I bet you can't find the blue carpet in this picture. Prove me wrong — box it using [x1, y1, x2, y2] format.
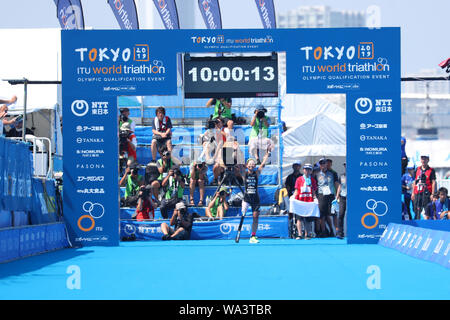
[0, 239, 448, 300]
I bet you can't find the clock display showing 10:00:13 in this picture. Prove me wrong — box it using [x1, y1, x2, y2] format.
[187, 66, 276, 83]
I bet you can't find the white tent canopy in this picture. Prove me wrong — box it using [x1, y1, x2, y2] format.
[281, 112, 346, 181]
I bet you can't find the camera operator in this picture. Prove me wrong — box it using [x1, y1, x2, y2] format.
[411, 154, 436, 220]
[160, 165, 186, 219]
[160, 202, 193, 241]
[119, 166, 144, 207]
[206, 97, 232, 124]
[189, 159, 208, 206]
[249, 104, 274, 165]
[119, 107, 135, 133]
[119, 122, 138, 167]
[151, 106, 173, 162]
[151, 149, 176, 199]
[134, 184, 158, 221]
[206, 187, 230, 220]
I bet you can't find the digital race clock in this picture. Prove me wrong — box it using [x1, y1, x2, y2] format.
[183, 53, 278, 98]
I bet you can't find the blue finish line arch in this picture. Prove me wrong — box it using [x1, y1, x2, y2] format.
[62, 28, 401, 246]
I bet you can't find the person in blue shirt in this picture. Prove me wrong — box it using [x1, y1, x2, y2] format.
[435, 188, 450, 220]
[401, 165, 415, 220]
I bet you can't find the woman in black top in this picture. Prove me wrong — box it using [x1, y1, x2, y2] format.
[241, 152, 269, 244]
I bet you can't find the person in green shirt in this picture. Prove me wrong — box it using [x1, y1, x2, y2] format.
[119, 166, 144, 207]
[160, 166, 185, 219]
[249, 105, 273, 165]
[206, 187, 230, 220]
[206, 98, 232, 124]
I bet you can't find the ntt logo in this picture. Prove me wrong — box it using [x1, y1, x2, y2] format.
[71, 100, 89, 117]
[355, 97, 373, 114]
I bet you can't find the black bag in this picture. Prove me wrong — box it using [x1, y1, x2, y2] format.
[145, 163, 159, 184]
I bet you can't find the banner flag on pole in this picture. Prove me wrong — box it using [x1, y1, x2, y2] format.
[254, 0, 276, 29]
[152, 0, 183, 86]
[197, 0, 222, 29]
[107, 0, 140, 30]
[55, 0, 85, 30]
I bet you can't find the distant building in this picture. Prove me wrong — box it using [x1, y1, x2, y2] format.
[276, 5, 366, 80]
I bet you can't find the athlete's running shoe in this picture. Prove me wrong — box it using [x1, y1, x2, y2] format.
[249, 236, 260, 244]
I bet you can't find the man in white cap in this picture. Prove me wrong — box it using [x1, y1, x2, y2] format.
[160, 201, 193, 240]
[411, 153, 436, 220]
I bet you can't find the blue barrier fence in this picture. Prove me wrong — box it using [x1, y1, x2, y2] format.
[0, 222, 69, 263]
[379, 223, 449, 269]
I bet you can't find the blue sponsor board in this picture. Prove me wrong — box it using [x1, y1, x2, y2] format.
[120, 215, 289, 241]
[378, 223, 449, 269]
[62, 28, 400, 246]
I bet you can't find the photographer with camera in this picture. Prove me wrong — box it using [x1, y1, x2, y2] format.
[119, 121, 138, 168]
[151, 106, 173, 162]
[134, 184, 158, 221]
[249, 104, 274, 165]
[160, 202, 193, 241]
[119, 166, 144, 207]
[119, 108, 135, 132]
[206, 187, 230, 220]
[151, 149, 176, 199]
[411, 153, 436, 220]
[206, 97, 232, 124]
[189, 159, 208, 206]
[160, 165, 186, 219]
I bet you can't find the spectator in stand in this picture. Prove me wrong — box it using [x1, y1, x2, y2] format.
[205, 187, 230, 220]
[401, 164, 415, 220]
[119, 122, 138, 167]
[314, 158, 340, 237]
[134, 185, 158, 221]
[119, 166, 144, 207]
[151, 149, 176, 199]
[4, 117, 34, 138]
[161, 202, 194, 241]
[248, 105, 274, 165]
[223, 119, 235, 142]
[335, 163, 347, 239]
[119, 107, 136, 132]
[189, 158, 208, 206]
[292, 163, 317, 239]
[401, 136, 408, 176]
[285, 162, 302, 198]
[200, 117, 226, 166]
[411, 153, 436, 220]
[0, 105, 19, 136]
[151, 106, 173, 162]
[210, 118, 227, 184]
[206, 97, 232, 124]
[160, 165, 185, 219]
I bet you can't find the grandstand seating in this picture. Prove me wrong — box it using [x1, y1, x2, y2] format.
[119, 95, 283, 222]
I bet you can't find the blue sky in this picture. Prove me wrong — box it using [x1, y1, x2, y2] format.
[0, 0, 449, 75]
